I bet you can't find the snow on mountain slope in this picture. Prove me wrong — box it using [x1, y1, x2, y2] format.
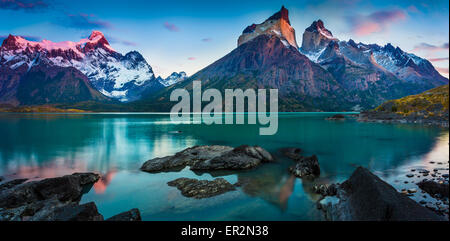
[0, 31, 159, 102]
[299, 20, 448, 88]
[157, 71, 187, 87]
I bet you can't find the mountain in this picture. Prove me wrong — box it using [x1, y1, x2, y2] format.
[0, 31, 163, 103]
[360, 84, 449, 126]
[156, 71, 187, 87]
[0, 34, 112, 106]
[299, 20, 448, 108]
[143, 6, 353, 111]
[144, 6, 448, 112]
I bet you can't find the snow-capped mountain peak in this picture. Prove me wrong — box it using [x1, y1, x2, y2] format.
[157, 71, 187, 87]
[0, 31, 160, 102]
[298, 19, 448, 90]
[1, 31, 115, 58]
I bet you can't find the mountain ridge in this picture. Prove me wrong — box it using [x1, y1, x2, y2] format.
[0, 7, 448, 112]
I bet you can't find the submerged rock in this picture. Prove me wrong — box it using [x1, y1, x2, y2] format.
[289, 155, 320, 178]
[167, 177, 236, 199]
[317, 167, 443, 221]
[325, 114, 345, 120]
[417, 180, 449, 199]
[279, 147, 303, 160]
[106, 208, 141, 221]
[141, 145, 274, 173]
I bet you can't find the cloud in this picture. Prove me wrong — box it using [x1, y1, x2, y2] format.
[121, 40, 137, 46]
[65, 13, 112, 30]
[0, 0, 47, 11]
[187, 57, 196, 60]
[163, 22, 180, 32]
[201, 38, 212, 42]
[347, 9, 406, 36]
[428, 57, 449, 62]
[107, 35, 137, 47]
[412, 42, 449, 53]
[436, 67, 449, 74]
[407, 5, 419, 13]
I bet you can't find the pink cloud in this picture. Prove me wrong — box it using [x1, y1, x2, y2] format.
[201, 38, 212, 42]
[412, 43, 449, 53]
[66, 13, 112, 29]
[348, 10, 406, 36]
[428, 57, 449, 62]
[187, 57, 196, 60]
[354, 22, 381, 36]
[407, 5, 419, 13]
[163, 22, 180, 32]
[121, 40, 137, 46]
[0, 0, 47, 11]
[436, 67, 449, 75]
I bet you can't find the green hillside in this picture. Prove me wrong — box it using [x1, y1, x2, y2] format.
[375, 84, 448, 119]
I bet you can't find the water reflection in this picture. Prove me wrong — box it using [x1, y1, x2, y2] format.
[0, 113, 447, 220]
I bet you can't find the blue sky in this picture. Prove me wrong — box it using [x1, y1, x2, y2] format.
[1, 0, 448, 78]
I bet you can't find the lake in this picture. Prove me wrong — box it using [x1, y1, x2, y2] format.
[0, 113, 448, 220]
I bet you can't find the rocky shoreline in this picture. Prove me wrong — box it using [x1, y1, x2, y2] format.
[316, 167, 446, 221]
[358, 111, 449, 128]
[0, 173, 141, 221]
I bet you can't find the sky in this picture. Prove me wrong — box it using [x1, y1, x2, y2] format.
[0, 0, 449, 78]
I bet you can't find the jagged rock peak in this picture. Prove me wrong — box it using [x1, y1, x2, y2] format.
[305, 19, 332, 36]
[88, 30, 105, 40]
[237, 6, 298, 48]
[266, 5, 290, 25]
[301, 19, 337, 53]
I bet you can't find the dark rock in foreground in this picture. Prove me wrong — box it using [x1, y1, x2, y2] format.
[33, 201, 104, 221]
[0, 173, 100, 210]
[417, 180, 449, 199]
[141, 145, 274, 173]
[167, 177, 236, 199]
[318, 167, 443, 221]
[289, 155, 320, 178]
[106, 208, 142, 221]
[0, 173, 141, 221]
[325, 114, 345, 120]
[0, 178, 28, 192]
[313, 183, 338, 196]
[280, 147, 320, 178]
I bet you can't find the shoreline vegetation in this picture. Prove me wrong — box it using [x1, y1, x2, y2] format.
[0, 105, 90, 113]
[0, 84, 448, 129]
[358, 84, 449, 128]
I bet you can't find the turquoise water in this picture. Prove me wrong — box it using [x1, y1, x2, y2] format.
[0, 113, 448, 220]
